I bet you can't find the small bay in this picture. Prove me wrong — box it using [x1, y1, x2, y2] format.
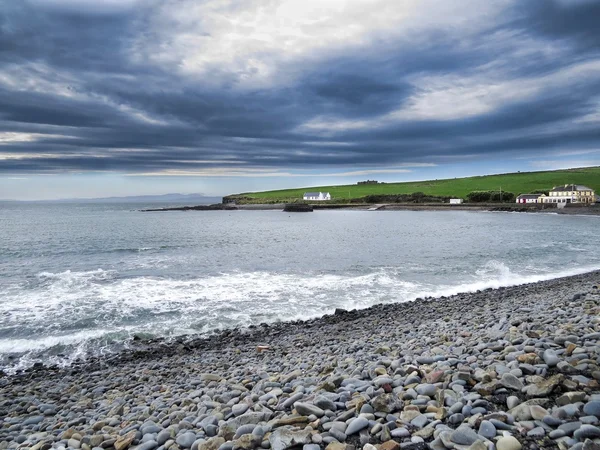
[1, 202, 599, 372]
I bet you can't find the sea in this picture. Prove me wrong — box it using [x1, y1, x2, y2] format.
[1, 202, 599, 373]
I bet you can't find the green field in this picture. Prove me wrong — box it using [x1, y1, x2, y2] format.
[226, 167, 600, 203]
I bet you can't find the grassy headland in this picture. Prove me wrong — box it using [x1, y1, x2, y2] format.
[224, 166, 600, 204]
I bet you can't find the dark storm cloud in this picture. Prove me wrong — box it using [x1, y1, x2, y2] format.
[0, 0, 599, 174]
[516, 0, 600, 51]
[0, 1, 136, 72]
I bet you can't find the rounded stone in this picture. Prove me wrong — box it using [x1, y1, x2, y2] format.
[527, 427, 545, 438]
[543, 416, 563, 427]
[360, 404, 374, 415]
[157, 430, 172, 446]
[304, 445, 320, 450]
[500, 373, 524, 391]
[542, 349, 560, 367]
[314, 396, 336, 411]
[529, 405, 548, 421]
[235, 425, 256, 439]
[449, 413, 465, 425]
[416, 384, 437, 397]
[450, 427, 479, 445]
[478, 420, 496, 439]
[549, 430, 566, 439]
[506, 396, 520, 410]
[328, 427, 346, 442]
[176, 432, 197, 448]
[294, 403, 325, 418]
[410, 415, 428, 429]
[496, 436, 522, 450]
[573, 425, 600, 441]
[449, 402, 464, 414]
[232, 404, 250, 417]
[583, 402, 600, 418]
[391, 428, 409, 438]
[345, 417, 369, 436]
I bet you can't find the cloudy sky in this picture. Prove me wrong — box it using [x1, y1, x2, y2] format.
[1, 0, 599, 200]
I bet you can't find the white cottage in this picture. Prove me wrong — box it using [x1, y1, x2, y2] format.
[303, 192, 331, 201]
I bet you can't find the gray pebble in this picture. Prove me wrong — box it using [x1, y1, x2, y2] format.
[574, 425, 600, 441]
[478, 420, 496, 439]
[345, 417, 369, 435]
[583, 402, 600, 418]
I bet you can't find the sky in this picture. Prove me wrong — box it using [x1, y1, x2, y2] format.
[1, 0, 599, 200]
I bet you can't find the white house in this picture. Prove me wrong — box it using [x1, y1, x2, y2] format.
[303, 192, 331, 201]
[538, 184, 596, 204]
[516, 194, 542, 204]
[449, 199, 463, 204]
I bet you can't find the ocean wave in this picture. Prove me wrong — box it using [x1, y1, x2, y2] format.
[105, 245, 181, 254]
[2, 263, 600, 373]
[37, 268, 116, 280]
[418, 262, 600, 299]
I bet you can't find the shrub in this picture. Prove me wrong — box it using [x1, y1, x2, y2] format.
[467, 191, 515, 202]
[359, 193, 450, 203]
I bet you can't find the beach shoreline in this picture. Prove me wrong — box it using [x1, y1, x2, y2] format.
[2, 270, 600, 450]
[143, 203, 600, 215]
[253, 203, 600, 215]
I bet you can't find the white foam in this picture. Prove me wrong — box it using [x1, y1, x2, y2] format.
[2, 262, 600, 372]
[416, 262, 600, 299]
[0, 329, 112, 353]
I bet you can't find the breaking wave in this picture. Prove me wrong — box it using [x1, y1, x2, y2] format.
[2, 261, 599, 373]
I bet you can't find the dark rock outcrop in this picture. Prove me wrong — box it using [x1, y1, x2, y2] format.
[283, 204, 313, 212]
[141, 204, 237, 212]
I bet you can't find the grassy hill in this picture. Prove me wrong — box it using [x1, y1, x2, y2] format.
[225, 167, 600, 203]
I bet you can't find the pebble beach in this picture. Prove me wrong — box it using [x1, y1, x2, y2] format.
[2, 271, 600, 450]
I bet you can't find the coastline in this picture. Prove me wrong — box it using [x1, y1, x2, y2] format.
[2, 270, 600, 450]
[143, 203, 600, 215]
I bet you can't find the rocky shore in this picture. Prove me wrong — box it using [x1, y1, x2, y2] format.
[140, 205, 237, 212]
[2, 272, 600, 450]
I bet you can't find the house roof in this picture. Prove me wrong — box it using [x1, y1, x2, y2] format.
[517, 194, 542, 199]
[304, 192, 322, 196]
[551, 184, 593, 192]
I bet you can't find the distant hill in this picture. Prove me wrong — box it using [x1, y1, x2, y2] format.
[10, 193, 222, 204]
[224, 167, 600, 204]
